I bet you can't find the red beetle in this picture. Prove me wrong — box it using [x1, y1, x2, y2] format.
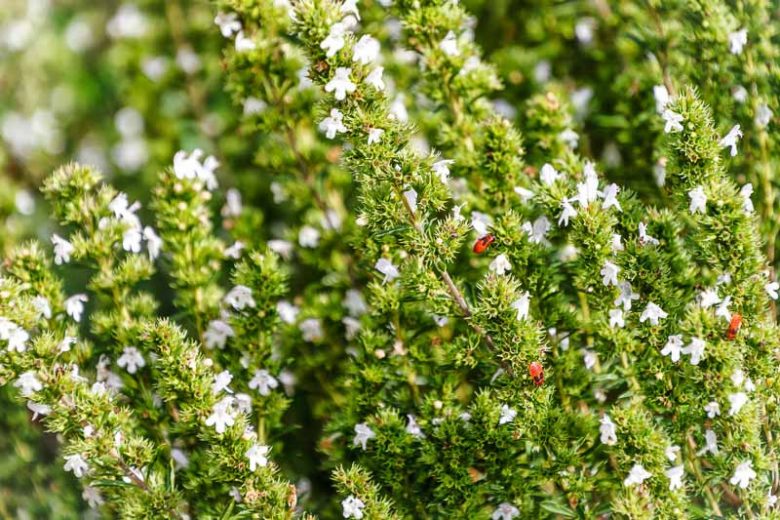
[528, 361, 544, 387]
[472, 234, 495, 254]
[727, 313, 742, 341]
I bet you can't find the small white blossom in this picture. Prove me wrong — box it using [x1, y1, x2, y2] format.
[699, 288, 721, 308]
[662, 109, 684, 133]
[206, 396, 237, 434]
[225, 241, 245, 259]
[14, 371, 43, 397]
[224, 285, 256, 310]
[249, 370, 279, 396]
[212, 370, 234, 395]
[298, 225, 321, 248]
[514, 186, 535, 203]
[719, 124, 743, 157]
[235, 30, 256, 52]
[529, 216, 551, 244]
[730, 460, 757, 489]
[583, 349, 598, 370]
[342, 495, 366, 519]
[601, 183, 622, 211]
[439, 30, 459, 56]
[559, 129, 579, 148]
[172, 149, 219, 190]
[499, 404, 517, 425]
[511, 292, 530, 321]
[653, 85, 670, 114]
[682, 337, 706, 365]
[729, 28, 748, 55]
[611, 233, 624, 252]
[639, 302, 668, 326]
[491, 503, 520, 520]
[246, 443, 270, 471]
[205, 320, 234, 349]
[765, 281, 779, 300]
[599, 414, 617, 445]
[52, 234, 74, 265]
[143, 226, 162, 260]
[600, 261, 620, 287]
[638, 222, 659, 246]
[624, 464, 652, 487]
[704, 401, 721, 419]
[539, 163, 559, 185]
[214, 12, 241, 38]
[27, 401, 52, 420]
[731, 369, 745, 387]
[615, 281, 640, 310]
[268, 239, 294, 259]
[728, 392, 749, 416]
[353, 422, 375, 450]
[716, 295, 732, 321]
[739, 183, 754, 213]
[353, 35, 380, 64]
[64, 454, 89, 478]
[489, 254, 512, 276]
[698, 429, 719, 456]
[661, 335, 684, 363]
[609, 308, 625, 328]
[320, 21, 348, 57]
[375, 258, 400, 283]
[300, 318, 324, 342]
[343, 289, 368, 316]
[666, 465, 684, 491]
[665, 445, 681, 462]
[319, 108, 348, 139]
[403, 188, 418, 213]
[365, 66, 385, 91]
[65, 294, 88, 322]
[576, 162, 602, 207]
[117, 346, 145, 374]
[367, 128, 384, 145]
[406, 414, 425, 438]
[755, 104, 773, 128]
[432, 159, 454, 183]
[325, 67, 356, 101]
[82, 486, 104, 508]
[688, 186, 707, 214]
[558, 198, 577, 227]
[123, 227, 142, 253]
[277, 301, 300, 324]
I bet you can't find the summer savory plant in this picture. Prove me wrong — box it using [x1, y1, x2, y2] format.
[1, 0, 779, 519]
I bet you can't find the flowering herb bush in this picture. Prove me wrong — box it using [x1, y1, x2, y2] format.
[1, 0, 779, 518]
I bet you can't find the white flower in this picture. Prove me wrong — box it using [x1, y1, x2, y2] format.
[389, 94, 408, 122]
[82, 486, 104, 508]
[665, 445, 680, 462]
[491, 502, 520, 520]
[245, 443, 270, 471]
[738, 183, 754, 214]
[688, 186, 707, 214]
[268, 239, 294, 259]
[728, 392, 749, 416]
[716, 295, 732, 321]
[14, 371, 43, 397]
[353, 35, 380, 64]
[205, 396, 237, 434]
[64, 454, 89, 478]
[499, 404, 517, 425]
[730, 460, 757, 489]
[599, 414, 617, 445]
[666, 465, 684, 491]
[214, 12, 241, 38]
[172, 149, 219, 189]
[601, 183, 622, 211]
[765, 281, 779, 300]
[576, 162, 602, 207]
[123, 227, 143, 253]
[583, 349, 598, 370]
[353, 422, 375, 450]
[731, 369, 745, 387]
[375, 258, 400, 283]
[514, 186, 535, 203]
[539, 163, 559, 185]
[341, 0, 360, 18]
[432, 159, 454, 183]
[224, 285, 256, 310]
[559, 129, 579, 148]
[653, 160, 667, 187]
[299, 225, 321, 248]
[609, 308, 625, 328]
[661, 335, 684, 363]
[277, 301, 300, 324]
[600, 261, 620, 287]
[365, 66, 385, 91]
[343, 289, 368, 317]
[699, 288, 721, 308]
[325, 67, 356, 101]
[143, 226, 162, 260]
[624, 464, 652, 487]
[249, 370, 279, 396]
[615, 281, 639, 310]
[212, 370, 234, 395]
[52, 234, 74, 265]
[225, 241, 245, 259]
[27, 401, 52, 420]
[653, 85, 670, 114]
[222, 188, 243, 218]
[638, 222, 659, 246]
[558, 198, 577, 227]
[319, 108, 348, 139]
[682, 337, 706, 365]
[729, 28, 748, 55]
[704, 401, 721, 419]
[662, 109, 684, 133]
[235, 31, 255, 52]
[639, 302, 668, 326]
[406, 414, 424, 438]
[719, 124, 743, 157]
[342, 495, 366, 519]
[204, 320, 235, 349]
[511, 292, 530, 321]
[65, 294, 88, 322]
[439, 30, 459, 56]
[320, 21, 348, 57]
[489, 254, 512, 276]
[117, 346, 145, 374]
[403, 188, 418, 213]
[698, 429, 719, 456]
[611, 233, 624, 252]
[755, 104, 773, 128]
[529, 216, 551, 244]
[300, 318, 324, 342]
[367, 128, 384, 144]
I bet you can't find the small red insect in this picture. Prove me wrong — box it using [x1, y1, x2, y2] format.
[528, 361, 544, 387]
[472, 234, 496, 254]
[727, 313, 743, 341]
